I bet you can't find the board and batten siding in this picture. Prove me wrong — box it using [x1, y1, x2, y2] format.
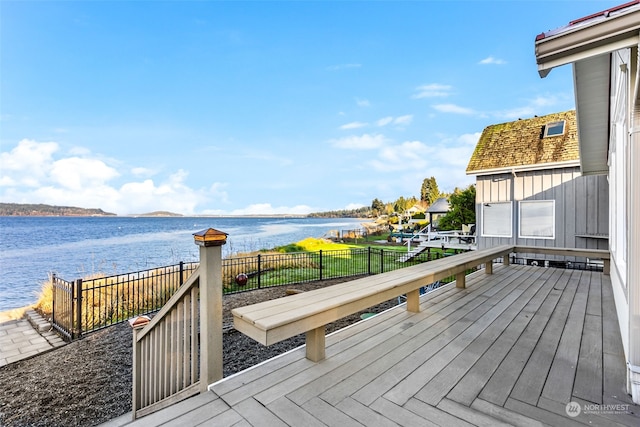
[475, 167, 608, 256]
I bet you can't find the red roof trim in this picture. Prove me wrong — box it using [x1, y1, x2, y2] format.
[569, 0, 639, 26]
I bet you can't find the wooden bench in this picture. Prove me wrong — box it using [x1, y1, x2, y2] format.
[232, 245, 514, 362]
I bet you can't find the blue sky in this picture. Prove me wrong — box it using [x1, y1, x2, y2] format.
[0, 0, 619, 216]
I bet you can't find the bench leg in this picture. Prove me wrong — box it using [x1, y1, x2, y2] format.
[485, 261, 493, 275]
[456, 271, 466, 289]
[603, 259, 610, 275]
[406, 289, 420, 313]
[503, 255, 510, 266]
[306, 326, 326, 362]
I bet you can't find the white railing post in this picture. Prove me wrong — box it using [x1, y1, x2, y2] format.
[193, 228, 228, 392]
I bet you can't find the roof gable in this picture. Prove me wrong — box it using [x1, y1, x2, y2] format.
[427, 197, 450, 213]
[466, 110, 579, 175]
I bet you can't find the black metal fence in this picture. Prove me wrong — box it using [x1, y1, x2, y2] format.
[509, 256, 604, 271]
[52, 261, 198, 340]
[51, 247, 448, 340]
[221, 248, 444, 293]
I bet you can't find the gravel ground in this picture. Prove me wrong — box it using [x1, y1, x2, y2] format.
[0, 277, 399, 427]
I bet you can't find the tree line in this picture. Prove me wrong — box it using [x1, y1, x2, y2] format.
[311, 176, 476, 231]
[0, 203, 116, 217]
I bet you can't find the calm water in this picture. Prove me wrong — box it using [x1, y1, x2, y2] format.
[0, 216, 364, 311]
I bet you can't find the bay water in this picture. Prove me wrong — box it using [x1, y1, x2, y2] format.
[0, 216, 364, 312]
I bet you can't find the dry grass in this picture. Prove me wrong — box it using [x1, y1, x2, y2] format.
[34, 267, 188, 330]
[0, 306, 30, 321]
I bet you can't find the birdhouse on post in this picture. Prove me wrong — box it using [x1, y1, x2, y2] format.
[193, 228, 227, 390]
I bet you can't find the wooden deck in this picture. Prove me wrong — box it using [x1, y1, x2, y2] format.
[105, 264, 639, 427]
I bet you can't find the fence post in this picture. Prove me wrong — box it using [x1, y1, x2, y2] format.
[319, 250, 323, 281]
[257, 254, 262, 289]
[51, 274, 57, 330]
[193, 228, 228, 391]
[367, 247, 371, 275]
[380, 249, 385, 274]
[179, 261, 184, 285]
[75, 278, 83, 339]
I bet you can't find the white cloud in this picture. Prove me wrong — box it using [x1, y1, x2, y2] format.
[495, 94, 571, 120]
[479, 56, 506, 65]
[432, 134, 480, 168]
[0, 139, 210, 215]
[50, 157, 120, 190]
[413, 84, 452, 99]
[376, 115, 413, 127]
[356, 98, 370, 107]
[457, 132, 481, 146]
[0, 139, 58, 186]
[118, 171, 206, 215]
[393, 115, 413, 125]
[376, 116, 393, 126]
[229, 203, 314, 216]
[131, 167, 154, 176]
[432, 103, 476, 115]
[330, 134, 386, 150]
[370, 140, 434, 172]
[340, 121, 368, 130]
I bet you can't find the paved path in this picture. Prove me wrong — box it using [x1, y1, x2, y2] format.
[0, 309, 66, 367]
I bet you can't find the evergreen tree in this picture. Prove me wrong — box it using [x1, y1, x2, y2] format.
[437, 185, 476, 230]
[420, 177, 440, 205]
[371, 198, 385, 217]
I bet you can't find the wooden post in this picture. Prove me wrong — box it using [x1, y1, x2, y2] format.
[485, 261, 493, 275]
[406, 289, 420, 313]
[503, 254, 510, 266]
[456, 271, 466, 289]
[129, 315, 150, 420]
[306, 326, 326, 362]
[193, 228, 228, 392]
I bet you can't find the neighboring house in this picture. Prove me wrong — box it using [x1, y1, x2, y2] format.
[535, 1, 640, 404]
[466, 110, 608, 256]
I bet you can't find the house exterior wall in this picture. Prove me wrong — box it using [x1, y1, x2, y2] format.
[534, 3, 640, 404]
[609, 47, 631, 361]
[475, 167, 609, 257]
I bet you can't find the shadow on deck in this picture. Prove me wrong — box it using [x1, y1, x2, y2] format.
[104, 264, 639, 427]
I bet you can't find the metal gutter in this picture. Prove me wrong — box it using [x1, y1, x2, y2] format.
[535, 5, 640, 77]
[466, 159, 581, 176]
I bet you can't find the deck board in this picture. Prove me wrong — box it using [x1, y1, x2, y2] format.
[540, 269, 589, 404]
[108, 264, 640, 427]
[415, 266, 552, 406]
[508, 269, 580, 405]
[445, 268, 559, 407]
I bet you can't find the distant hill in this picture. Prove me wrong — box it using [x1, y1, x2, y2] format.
[135, 211, 183, 217]
[0, 203, 116, 217]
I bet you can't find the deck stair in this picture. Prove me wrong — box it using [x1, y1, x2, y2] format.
[397, 238, 433, 262]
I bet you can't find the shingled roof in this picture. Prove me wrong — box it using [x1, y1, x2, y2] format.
[466, 110, 579, 175]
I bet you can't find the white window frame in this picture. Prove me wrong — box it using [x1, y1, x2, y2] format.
[518, 200, 555, 239]
[481, 202, 512, 238]
[543, 121, 565, 138]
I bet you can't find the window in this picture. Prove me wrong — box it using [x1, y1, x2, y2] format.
[519, 200, 555, 239]
[482, 202, 512, 237]
[543, 121, 565, 137]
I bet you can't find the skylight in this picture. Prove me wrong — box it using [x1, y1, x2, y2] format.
[543, 120, 565, 137]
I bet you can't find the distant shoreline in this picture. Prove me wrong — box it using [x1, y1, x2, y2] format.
[0, 203, 366, 219]
[0, 214, 321, 218]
